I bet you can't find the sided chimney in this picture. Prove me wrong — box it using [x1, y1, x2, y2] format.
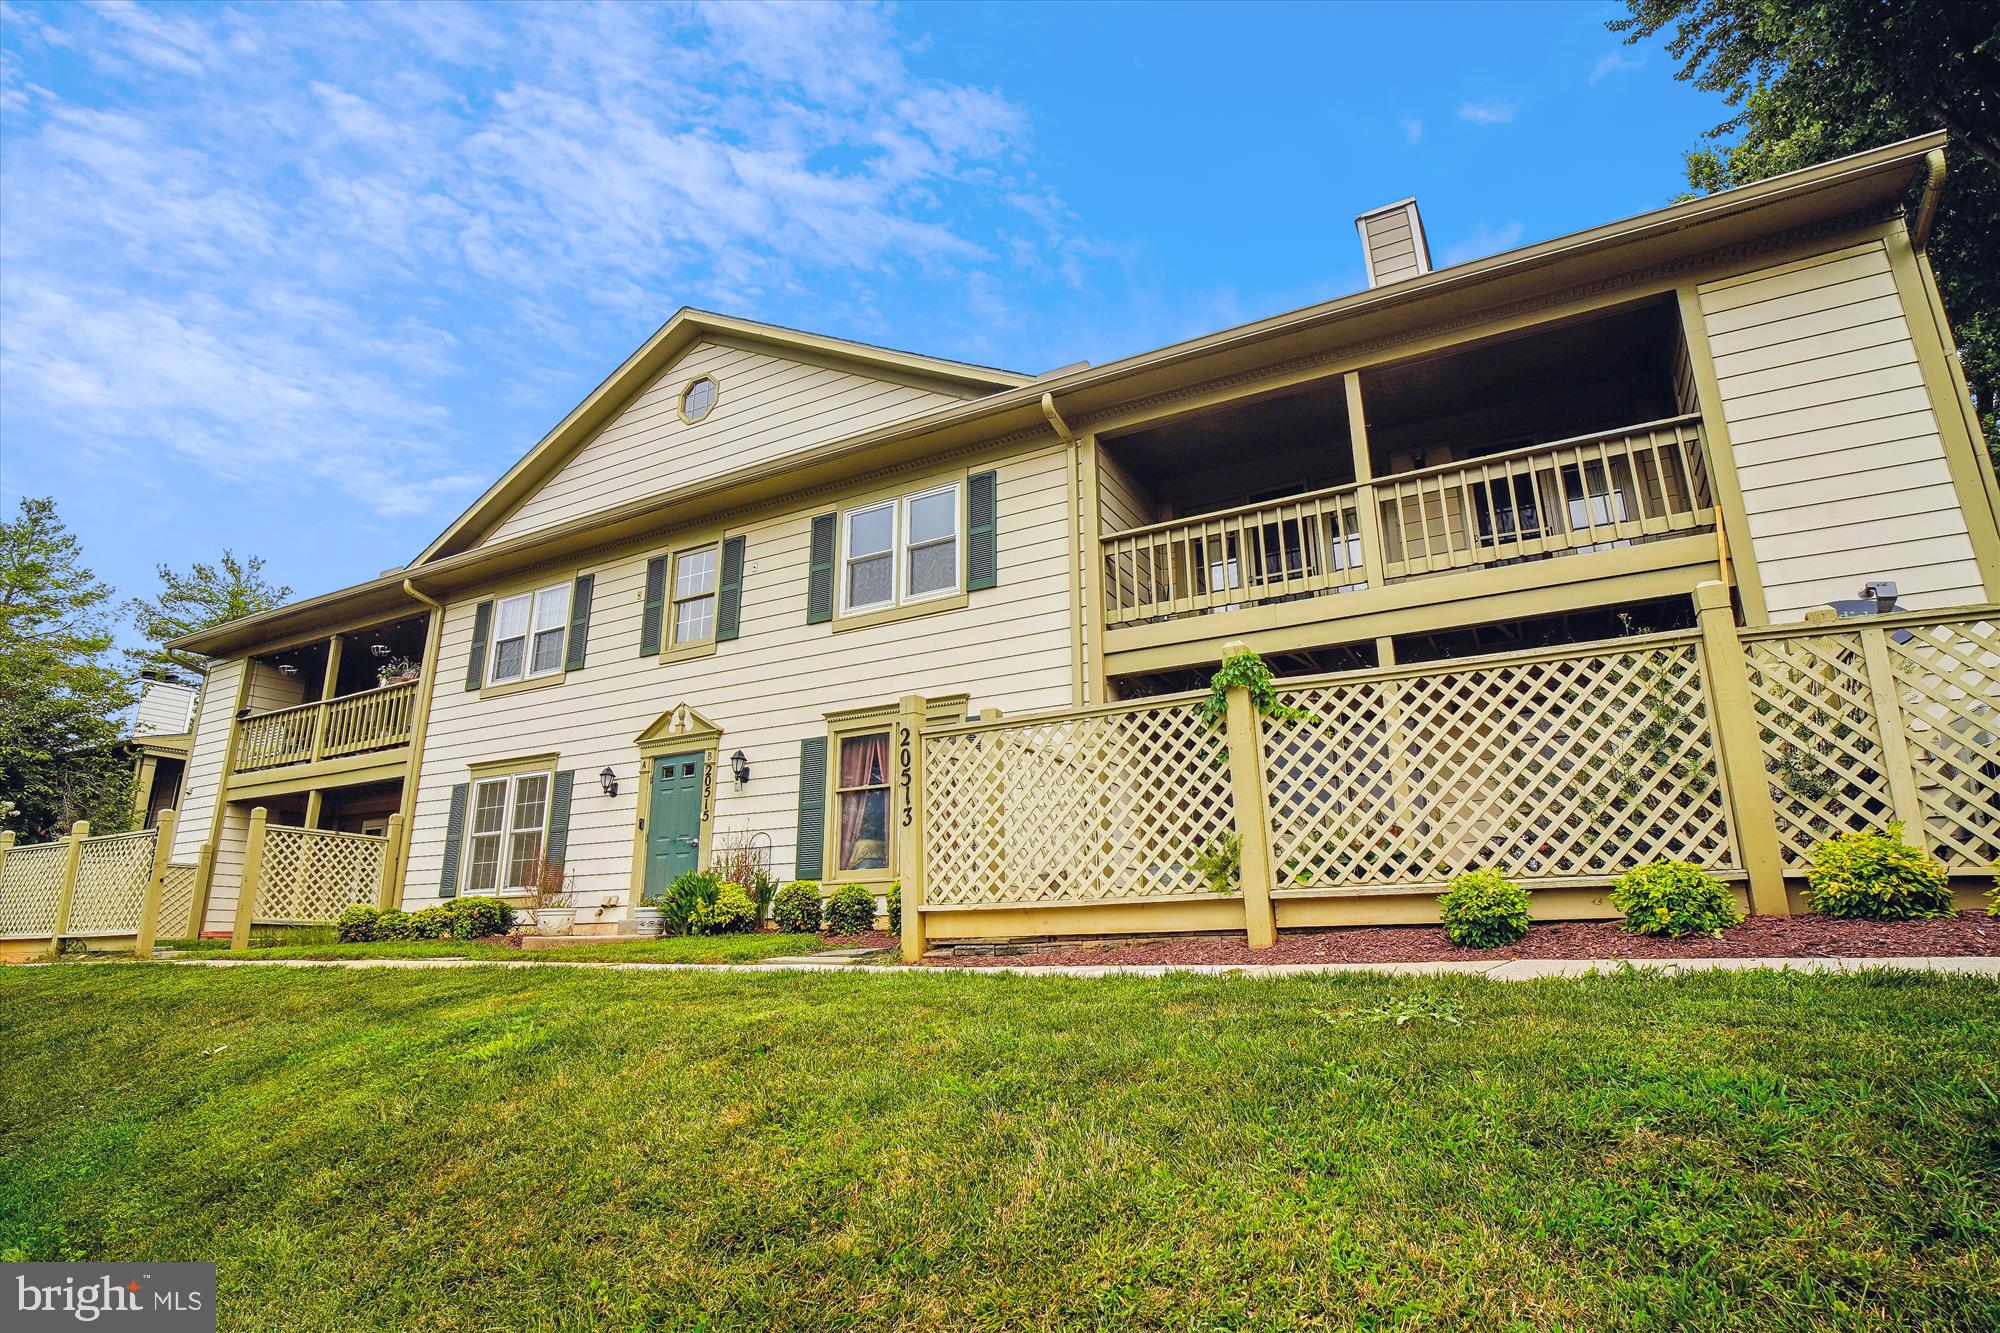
[1355, 198, 1432, 288]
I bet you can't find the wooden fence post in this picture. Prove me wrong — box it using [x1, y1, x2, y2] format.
[1857, 626, 1928, 849]
[896, 694, 929, 964]
[1221, 642, 1278, 949]
[190, 843, 215, 938]
[134, 810, 175, 959]
[232, 807, 268, 950]
[1693, 581, 1790, 916]
[48, 820, 89, 958]
[378, 813, 406, 909]
[0, 830, 14, 889]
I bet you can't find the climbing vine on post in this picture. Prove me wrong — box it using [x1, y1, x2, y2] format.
[1199, 648, 1308, 729]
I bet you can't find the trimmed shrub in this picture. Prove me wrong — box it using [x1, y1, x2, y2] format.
[1437, 869, 1531, 948]
[772, 881, 822, 934]
[450, 896, 514, 940]
[1803, 824, 1953, 920]
[373, 909, 411, 940]
[1610, 861, 1742, 938]
[659, 869, 724, 935]
[406, 904, 456, 940]
[336, 905, 382, 943]
[824, 883, 876, 935]
[690, 884, 757, 935]
[884, 881, 902, 932]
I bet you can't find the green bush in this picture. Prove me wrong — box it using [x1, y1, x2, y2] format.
[772, 881, 822, 934]
[1436, 869, 1531, 948]
[824, 883, 877, 935]
[373, 909, 411, 940]
[407, 904, 456, 940]
[884, 881, 902, 932]
[1610, 861, 1742, 938]
[451, 897, 514, 939]
[336, 905, 382, 943]
[689, 884, 757, 935]
[658, 869, 724, 935]
[1988, 865, 1998, 919]
[1193, 831, 1240, 894]
[1803, 824, 1953, 920]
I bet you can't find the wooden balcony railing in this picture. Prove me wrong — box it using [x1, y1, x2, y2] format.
[1101, 414, 1712, 628]
[233, 680, 418, 774]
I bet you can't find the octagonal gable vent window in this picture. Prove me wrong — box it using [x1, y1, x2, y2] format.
[679, 376, 719, 424]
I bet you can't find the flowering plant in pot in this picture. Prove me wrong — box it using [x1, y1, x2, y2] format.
[375, 656, 421, 687]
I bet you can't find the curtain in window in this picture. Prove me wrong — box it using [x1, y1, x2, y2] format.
[837, 732, 890, 870]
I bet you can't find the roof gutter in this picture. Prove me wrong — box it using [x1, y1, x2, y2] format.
[1912, 147, 1946, 249]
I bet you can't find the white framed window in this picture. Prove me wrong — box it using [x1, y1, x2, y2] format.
[671, 544, 719, 647]
[490, 583, 570, 684]
[463, 770, 552, 894]
[839, 482, 960, 615]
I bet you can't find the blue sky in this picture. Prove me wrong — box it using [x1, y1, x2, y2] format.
[0, 0, 1733, 627]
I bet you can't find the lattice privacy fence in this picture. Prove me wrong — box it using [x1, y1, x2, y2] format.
[0, 840, 70, 939]
[159, 862, 201, 939]
[252, 825, 386, 923]
[1744, 615, 1999, 870]
[924, 699, 1235, 906]
[1264, 637, 1735, 889]
[66, 830, 159, 936]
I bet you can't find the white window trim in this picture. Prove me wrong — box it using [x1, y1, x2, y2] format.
[489, 582, 570, 685]
[461, 769, 555, 896]
[669, 543, 720, 649]
[837, 481, 962, 617]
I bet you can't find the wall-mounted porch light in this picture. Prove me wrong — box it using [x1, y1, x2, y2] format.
[730, 751, 751, 787]
[598, 766, 619, 798]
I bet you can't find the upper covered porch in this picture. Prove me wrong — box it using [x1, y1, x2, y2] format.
[1094, 297, 1721, 668]
[229, 613, 429, 795]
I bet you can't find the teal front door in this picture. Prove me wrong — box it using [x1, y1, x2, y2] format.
[645, 751, 706, 897]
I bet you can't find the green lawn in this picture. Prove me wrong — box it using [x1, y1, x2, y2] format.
[153, 932, 832, 964]
[2, 966, 1995, 1330]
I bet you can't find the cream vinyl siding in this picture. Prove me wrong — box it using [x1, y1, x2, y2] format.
[1360, 206, 1427, 287]
[404, 446, 1076, 909]
[1097, 448, 1159, 533]
[241, 660, 306, 714]
[133, 679, 197, 737]
[482, 340, 973, 547]
[170, 659, 240, 864]
[1698, 240, 1984, 619]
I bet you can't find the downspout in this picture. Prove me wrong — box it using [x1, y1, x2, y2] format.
[393, 578, 447, 898]
[1912, 148, 1945, 250]
[1042, 392, 1088, 706]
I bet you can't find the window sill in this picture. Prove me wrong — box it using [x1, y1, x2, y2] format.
[826, 868, 897, 887]
[479, 671, 566, 700]
[659, 639, 718, 665]
[831, 591, 968, 634]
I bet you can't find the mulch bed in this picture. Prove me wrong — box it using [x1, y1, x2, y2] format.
[819, 931, 901, 951]
[925, 914, 2000, 968]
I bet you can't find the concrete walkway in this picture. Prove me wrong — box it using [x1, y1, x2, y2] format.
[154, 954, 2000, 980]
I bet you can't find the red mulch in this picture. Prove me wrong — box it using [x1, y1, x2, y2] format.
[926, 914, 2000, 968]
[819, 931, 901, 950]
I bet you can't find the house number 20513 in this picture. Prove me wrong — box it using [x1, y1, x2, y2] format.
[897, 724, 914, 827]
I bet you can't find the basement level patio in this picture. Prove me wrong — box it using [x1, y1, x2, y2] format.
[1095, 297, 1718, 643]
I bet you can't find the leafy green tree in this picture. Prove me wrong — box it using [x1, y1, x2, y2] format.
[125, 550, 290, 679]
[1613, 0, 2000, 463]
[0, 498, 135, 839]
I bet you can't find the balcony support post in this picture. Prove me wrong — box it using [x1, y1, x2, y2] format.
[1674, 287, 1768, 624]
[1079, 434, 1108, 703]
[1344, 373, 1389, 590]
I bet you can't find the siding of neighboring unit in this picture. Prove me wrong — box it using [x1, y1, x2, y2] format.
[1698, 240, 1985, 619]
[170, 660, 239, 866]
[405, 445, 1077, 908]
[482, 340, 976, 547]
[133, 679, 198, 736]
[1361, 207, 1426, 286]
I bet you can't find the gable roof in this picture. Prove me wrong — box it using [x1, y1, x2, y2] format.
[416, 309, 1033, 563]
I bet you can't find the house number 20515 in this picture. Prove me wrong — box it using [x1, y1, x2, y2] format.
[897, 724, 914, 828]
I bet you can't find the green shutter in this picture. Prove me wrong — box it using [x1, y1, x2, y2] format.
[806, 513, 836, 624]
[463, 601, 493, 692]
[715, 535, 747, 641]
[439, 783, 469, 897]
[564, 576, 594, 671]
[545, 769, 576, 867]
[795, 736, 827, 880]
[967, 470, 998, 591]
[639, 556, 667, 656]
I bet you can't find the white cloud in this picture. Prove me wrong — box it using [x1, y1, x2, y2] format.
[1590, 51, 1642, 84]
[1439, 220, 1526, 267]
[0, 2, 1093, 530]
[1457, 99, 1517, 125]
[1399, 116, 1423, 145]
